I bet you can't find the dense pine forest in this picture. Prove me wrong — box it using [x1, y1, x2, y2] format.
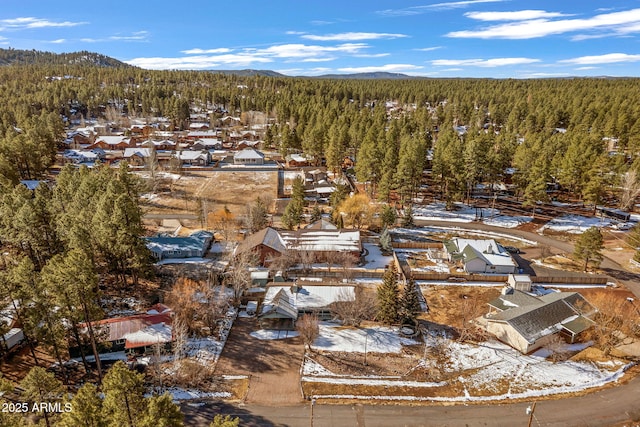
[1, 59, 639, 209]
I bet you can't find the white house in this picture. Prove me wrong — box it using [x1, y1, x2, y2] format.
[444, 238, 518, 274]
[234, 148, 265, 165]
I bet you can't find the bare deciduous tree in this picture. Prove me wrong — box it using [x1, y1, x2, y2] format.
[330, 287, 376, 327]
[619, 170, 640, 211]
[226, 249, 258, 302]
[546, 335, 572, 362]
[296, 314, 319, 352]
[457, 297, 488, 343]
[582, 291, 640, 355]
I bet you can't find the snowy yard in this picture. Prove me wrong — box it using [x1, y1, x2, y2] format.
[410, 203, 533, 229]
[312, 323, 419, 354]
[539, 214, 613, 234]
[302, 326, 631, 402]
[362, 243, 393, 270]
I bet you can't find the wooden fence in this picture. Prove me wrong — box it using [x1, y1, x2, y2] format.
[392, 241, 443, 249]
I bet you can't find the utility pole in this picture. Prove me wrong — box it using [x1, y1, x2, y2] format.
[310, 398, 316, 427]
[526, 401, 537, 427]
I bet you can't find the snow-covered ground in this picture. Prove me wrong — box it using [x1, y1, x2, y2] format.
[362, 243, 393, 270]
[312, 323, 419, 353]
[413, 202, 490, 223]
[303, 331, 631, 402]
[395, 249, 450, 273]
[539, 215, 613, 234]
[410, 203, 533, 229]
[393, 226, 537, 246]
[163, 388, 231, 401]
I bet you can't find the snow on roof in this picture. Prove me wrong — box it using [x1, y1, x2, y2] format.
[123, 147, 151, 158]
[234, 148, 265, 160]
[279, 229, 361, 253]
[123, 322, 172, 348]
[449, 238, 516, 269]
[175, 150, 208, 160]
[96, 136, 129, 145]
[263, 285, 355, 312]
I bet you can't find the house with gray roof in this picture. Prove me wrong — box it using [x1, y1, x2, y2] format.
[444, 238, 517, 274]
[146, 230, 213, 260]
[482, 287, 596, 354]
[233, 148, 265, 165]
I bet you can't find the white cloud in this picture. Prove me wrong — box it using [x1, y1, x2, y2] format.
[181, 48, 232, 54]
[575, 66, 598, 70]
[259, 43, 369, 58]
[354, 53, 391, 58]
[0, 17, 86, 30]
[126, 54, 273, 70]
[47, 39, 66, 44]
[465, 10, 570, 21]
[559, 53, 640, 65]
[285, 31, 306, 35]
[301, 32, 408, 41]
[447, 8, 640, 39]
[336, 64, 423, 73]
[377, 0, 504, 17]
[415, 46, 442, 52]
[431, 57, 540, 67]
[126, 42, 371, 70]
[110, 31, 148, 42]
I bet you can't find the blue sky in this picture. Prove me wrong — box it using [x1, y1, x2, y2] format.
[2, 1, 640, 77]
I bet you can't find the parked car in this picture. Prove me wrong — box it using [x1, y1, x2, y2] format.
[504, 246, 521, 254]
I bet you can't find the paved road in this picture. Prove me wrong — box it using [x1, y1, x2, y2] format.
[415, 219, 640, 298]
[181, 372, 640, 426]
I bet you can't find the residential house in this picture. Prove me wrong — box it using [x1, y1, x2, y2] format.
[173, 150, 210, 166]
[482, 287, 596, 354]
[86, 136, 132, 150]
[146, 230, 214, 260]
[234, 148, 265, 165]
[62, 148, 105, 165]
[191, 138, 222, 151]
[234, 225, 362, 266]
[123, 147, 151, 166]
[286, 153, 311, 168]
[140, 139, 177, 151]
[259, 283, 355, 328]
[444, 238, 518, 274]
[75, 310, 173, 355]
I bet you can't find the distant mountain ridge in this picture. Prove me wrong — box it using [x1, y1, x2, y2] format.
[213, 69, 414, 79]
[0, 48, 130, 67]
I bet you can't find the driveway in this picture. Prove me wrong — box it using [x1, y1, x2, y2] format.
[214, 316, 305, 405]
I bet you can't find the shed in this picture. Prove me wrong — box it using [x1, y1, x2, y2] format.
[507, 274, 532, 292]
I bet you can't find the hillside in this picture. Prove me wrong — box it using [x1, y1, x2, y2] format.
[0, 48, 130, 67]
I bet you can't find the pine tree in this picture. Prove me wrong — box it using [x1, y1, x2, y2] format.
[142, 393, 184, 427]
[399, 279, 421, 325]
[377, 264, 400, 324]
[380, 204, 397, 229]
[21, 366, 65, 427]
[102, 361, 147, 427]
[58, 383, 105, 427]
[402, 205, 414, 228]
[573, 227, 604, 272]
[210, 415, 240, 427]
[379, 227, 393, 254]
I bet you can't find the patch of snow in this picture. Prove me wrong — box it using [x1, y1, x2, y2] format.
[312, 324, 419, 353]
[363, 243, 393, 270]
[539, 215, 612, 234]
[483, 215, 532, 229]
